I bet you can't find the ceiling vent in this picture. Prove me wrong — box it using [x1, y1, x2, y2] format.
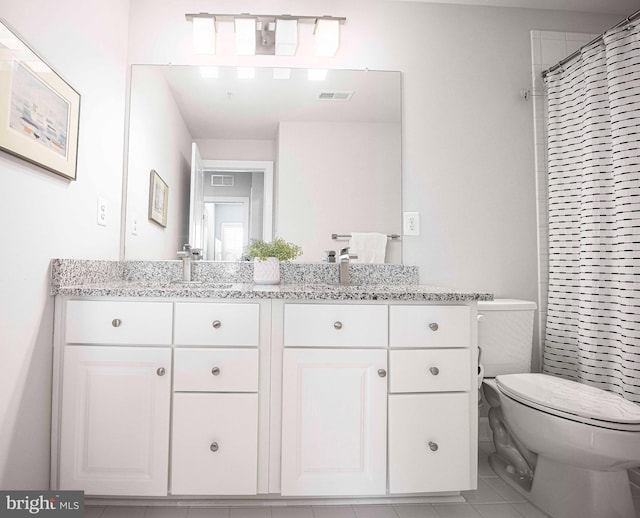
[317, 90, 354, 101]
[211, 174, 234, 187]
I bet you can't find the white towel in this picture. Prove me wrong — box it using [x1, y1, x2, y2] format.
[349, 232, 387, 263]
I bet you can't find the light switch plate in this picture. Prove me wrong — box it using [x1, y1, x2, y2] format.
[403, 211, 420, 236]
[97, 196, 107, 227]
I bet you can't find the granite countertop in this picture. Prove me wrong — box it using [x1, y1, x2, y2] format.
[53, 280, 492, 302]
[50, 259, 492, 302]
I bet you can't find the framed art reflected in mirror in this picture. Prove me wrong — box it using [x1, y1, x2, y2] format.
[0, 18, 80, 180]
[149, 169, 168, 227]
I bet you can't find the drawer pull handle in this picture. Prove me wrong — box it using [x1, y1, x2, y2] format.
[111, 318, 122, 328]
[429, 367, 440, 376]
[428, 441, 439, 452]
[212, 320, 222, 329]
[211, 367, 221, 376]
[156, 367, 166, 376]
[334, 321, 343, 330]
[429, 322, 439, 331]
[377, 369, 387, 378]
[210, 442, 219, 452]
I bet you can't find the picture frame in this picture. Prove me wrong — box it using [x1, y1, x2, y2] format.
[148, 169, 168, 227]
[0, 18, 80, 180]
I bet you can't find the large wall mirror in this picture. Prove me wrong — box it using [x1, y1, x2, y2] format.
[123, 65, 402, 263]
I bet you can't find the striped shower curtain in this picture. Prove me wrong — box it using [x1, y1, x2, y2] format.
[543, 20, 640, 403]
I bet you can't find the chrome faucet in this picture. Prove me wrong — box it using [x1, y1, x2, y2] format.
[339, 247, 358, 285]
[176, 244, 202, 282]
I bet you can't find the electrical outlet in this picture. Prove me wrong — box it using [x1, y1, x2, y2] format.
[97, 196, 107, 227]
[131, 213, 139, 236]
[403, 211, 420, 236]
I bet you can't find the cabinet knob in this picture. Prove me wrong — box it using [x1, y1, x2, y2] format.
[428, 441, 439, 452]
[377, 369, 387, 378]
[211, 367, 221, 376]
[429, 366, 440, 376]
[111, 318, 122, 328]
[428, 322, 439, 331]
[210, 442, 219, 452]
[212, 320, 222, 329]
[334, 321, 343, 330]
[156, 367, 166, 376]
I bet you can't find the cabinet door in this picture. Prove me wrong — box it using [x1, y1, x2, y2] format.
[171, 393, 258, 495]
[281, 348, 387, 496]
[59, 346, 171, 496]
[389, 393, 472, 493]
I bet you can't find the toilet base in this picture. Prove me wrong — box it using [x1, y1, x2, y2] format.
[492, 453, 635, 518]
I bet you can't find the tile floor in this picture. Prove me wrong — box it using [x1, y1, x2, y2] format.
[84, 442, 640, 518]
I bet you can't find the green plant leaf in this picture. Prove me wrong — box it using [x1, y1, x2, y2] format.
[247, 238, 302, 261]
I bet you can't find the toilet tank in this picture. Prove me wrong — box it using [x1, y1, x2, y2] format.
[477, 299, 537, 377]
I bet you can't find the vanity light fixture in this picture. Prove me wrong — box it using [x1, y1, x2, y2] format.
[235, 17, 257, 55]
[275, 18, 298, 56]
[185, 13, 345, 56]
[315, 18, 340, 57]
[237, 66, 256, 79]
[308, 69, 329, 81]
[273, 68, 292, 80]
[191, 15, 215, 54]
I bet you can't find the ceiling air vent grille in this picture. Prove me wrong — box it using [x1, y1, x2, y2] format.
[211, 174, 234, 187]
[317, 91, 354, 102]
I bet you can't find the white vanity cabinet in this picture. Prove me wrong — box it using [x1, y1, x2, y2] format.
[170, 302, 260, 495]
[53, 293, 478, 501]
[388, 305, 475, 493]
[58, 301, 173, 496]
[280, 304, 388, 496]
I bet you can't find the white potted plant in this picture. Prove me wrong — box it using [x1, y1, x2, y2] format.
[247, 237, 302, 285]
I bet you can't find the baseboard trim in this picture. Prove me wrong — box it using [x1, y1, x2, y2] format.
[85, 494, 466, 508]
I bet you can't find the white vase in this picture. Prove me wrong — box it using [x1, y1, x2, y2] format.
[253, 257, 281, 285]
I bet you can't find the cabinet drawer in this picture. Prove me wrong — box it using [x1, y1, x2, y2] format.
[174, 303, 259, 346]
[389, 393, 472, 493]
[284, 304, 387, 347]
[390, 305, 470, 348]
[389, 349, 471, 393]
[65, 300, 172, 345]
[171, 392, 258, 495]
[174, 348, 258, 392]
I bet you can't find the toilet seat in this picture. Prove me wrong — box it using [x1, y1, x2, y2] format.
[495, 373, 640, 432]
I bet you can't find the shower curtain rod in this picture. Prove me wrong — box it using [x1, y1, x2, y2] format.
[542, 8, 640, 79]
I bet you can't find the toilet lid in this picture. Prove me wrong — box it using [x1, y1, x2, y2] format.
[496, 373, 640, 430]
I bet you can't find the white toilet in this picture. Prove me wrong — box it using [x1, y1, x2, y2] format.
[478, 299, 640, 518]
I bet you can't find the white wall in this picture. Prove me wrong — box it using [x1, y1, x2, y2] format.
[195, 138, 276, 162]
[0, 0, 129, 488]
[125, 66, 192, 259]
[277, 121, 402, 263]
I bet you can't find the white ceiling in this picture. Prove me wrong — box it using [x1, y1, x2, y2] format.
[155, 66, 401, 140]
[391, 0, 638, 16]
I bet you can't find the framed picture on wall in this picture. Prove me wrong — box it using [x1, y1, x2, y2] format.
[148, 169, 168, 227]
[0, 18, 80, 180]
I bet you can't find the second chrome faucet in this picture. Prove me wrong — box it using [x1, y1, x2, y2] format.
[339, 247, 358, 285]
